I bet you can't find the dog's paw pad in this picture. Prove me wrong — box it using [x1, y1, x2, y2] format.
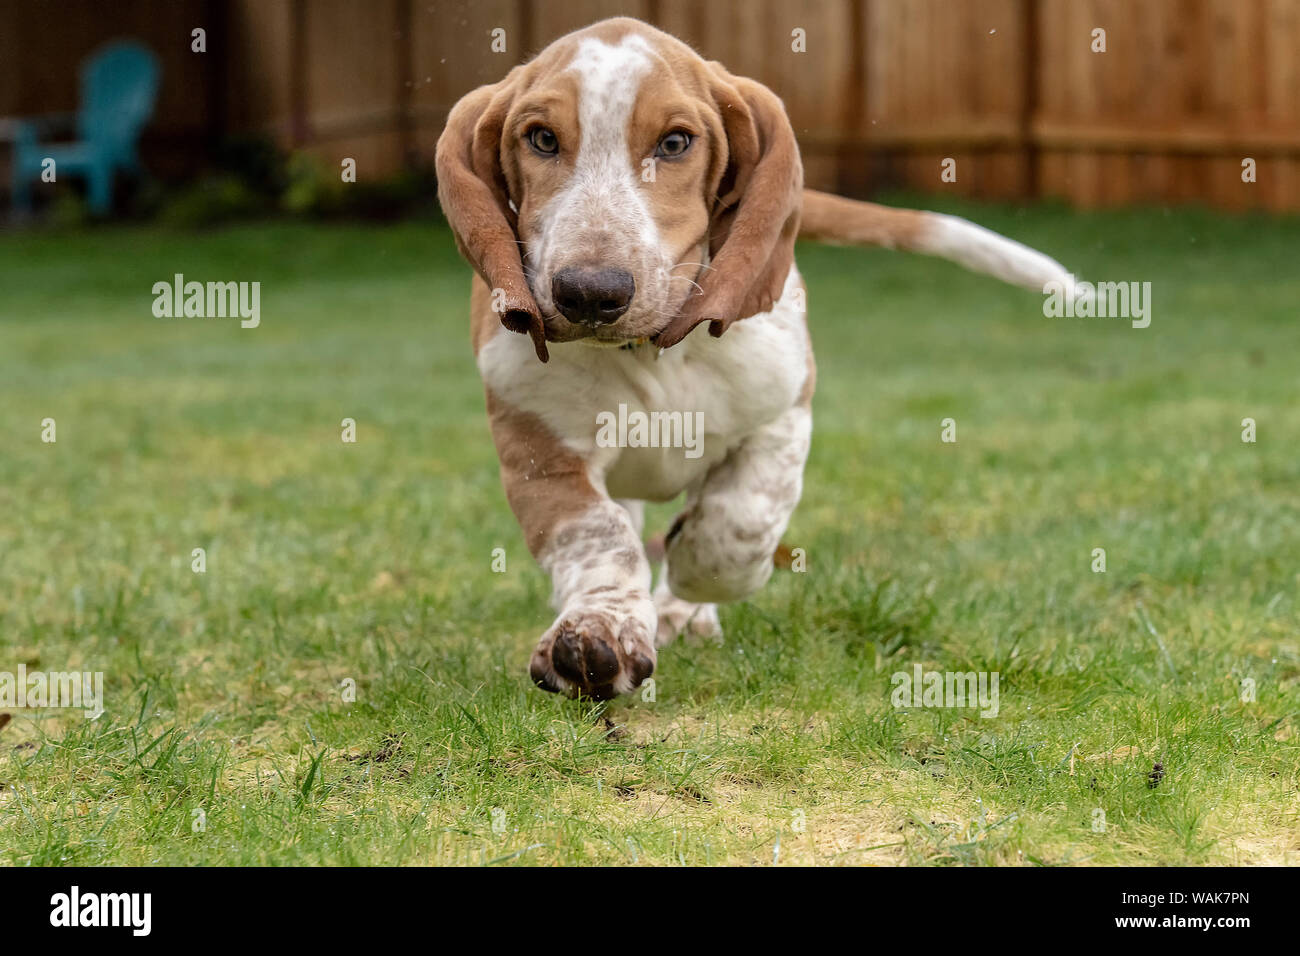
[531, 608, 655, 700]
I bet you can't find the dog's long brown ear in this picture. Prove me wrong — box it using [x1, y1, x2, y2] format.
[436, 74, 548, 362]
[655, 68, 803, 349]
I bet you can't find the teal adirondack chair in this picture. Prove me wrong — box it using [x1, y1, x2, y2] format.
[11, 40, 160, 216]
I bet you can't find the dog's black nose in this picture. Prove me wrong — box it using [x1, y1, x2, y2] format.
[551, 267, 635, 326]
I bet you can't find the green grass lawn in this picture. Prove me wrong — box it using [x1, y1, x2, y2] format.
[1, 200, 1297, 865]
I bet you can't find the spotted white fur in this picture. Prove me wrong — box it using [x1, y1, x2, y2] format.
[664, 401, 811, 604]
[531, 498, 658, 697]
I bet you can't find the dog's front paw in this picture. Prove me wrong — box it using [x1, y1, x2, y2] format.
[529, 604, 656, 700]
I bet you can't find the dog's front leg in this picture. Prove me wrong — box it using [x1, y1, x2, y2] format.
[487, 394, 656, 699]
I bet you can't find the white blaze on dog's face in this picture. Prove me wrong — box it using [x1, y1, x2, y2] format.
[504, 31, 719, 343]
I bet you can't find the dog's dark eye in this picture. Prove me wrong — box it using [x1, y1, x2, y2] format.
[528, 127, 559, 155]
[655, 131, 692, 158]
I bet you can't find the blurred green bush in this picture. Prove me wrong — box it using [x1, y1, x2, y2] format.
[153, 135, 438, 228]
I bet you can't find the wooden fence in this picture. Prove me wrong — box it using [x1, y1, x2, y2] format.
[4, 0, 1300, 211]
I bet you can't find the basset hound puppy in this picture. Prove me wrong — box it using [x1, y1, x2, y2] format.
[436, 17, 1072, 699]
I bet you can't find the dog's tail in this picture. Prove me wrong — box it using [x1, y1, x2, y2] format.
[799, 188, 1071, 292]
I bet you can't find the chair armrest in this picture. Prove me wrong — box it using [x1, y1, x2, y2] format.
[2, 112, 78, 146]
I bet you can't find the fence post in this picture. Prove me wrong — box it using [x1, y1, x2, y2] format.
[837, 0, 870, 197]
[396, 0, 414, 169]
[1021, 0, 1040, 199]
[289, 0, 309, 148]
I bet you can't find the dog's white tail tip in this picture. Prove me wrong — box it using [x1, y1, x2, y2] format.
[919, 213, 1072, 292]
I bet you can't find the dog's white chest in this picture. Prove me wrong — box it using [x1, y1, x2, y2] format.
[478, 267, 810, 502]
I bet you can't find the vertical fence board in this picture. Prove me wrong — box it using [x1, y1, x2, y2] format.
[409, 0, 525, 161]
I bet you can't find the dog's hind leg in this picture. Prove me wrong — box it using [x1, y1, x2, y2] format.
[621, 501, 721, 646]
[663, 402, 812, 607]
[652, 575, 723, 646]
